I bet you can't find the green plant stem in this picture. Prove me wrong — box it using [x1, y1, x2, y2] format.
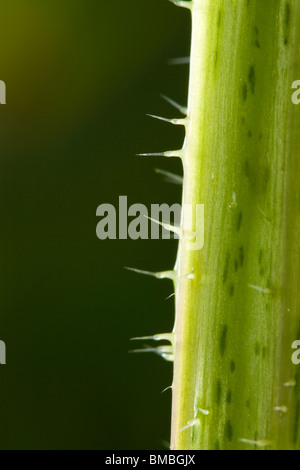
[171, 0, 300, 450]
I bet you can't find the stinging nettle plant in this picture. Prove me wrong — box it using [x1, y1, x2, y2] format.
[131, 0, 300, 450]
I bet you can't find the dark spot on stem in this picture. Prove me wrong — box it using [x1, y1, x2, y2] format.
[215, 50, 218, 66]
[229, 284, 235, 297]
[227, 391, 232, 404]
[217, 11, 222, 28]
[285, 3, 290, 26]
[248, 66, 256, 94]
[191, 426, 195, 444]
[284, 3, 290, 45]
[255, 342, 260, 356]
[255, 39, 261, 49]
[248, 130, 252, 138]
[220, 326, 228, 356]
[245, 399, 251, 408]
[230, 360, 236, 373]
[226, 421, 233, 442]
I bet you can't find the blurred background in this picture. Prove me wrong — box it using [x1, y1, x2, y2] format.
[0, 0, 191, 449]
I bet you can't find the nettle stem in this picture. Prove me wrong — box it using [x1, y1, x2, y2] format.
[170, 0, 300, 450]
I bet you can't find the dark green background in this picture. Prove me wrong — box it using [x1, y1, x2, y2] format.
[0, 0, 190, 449]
